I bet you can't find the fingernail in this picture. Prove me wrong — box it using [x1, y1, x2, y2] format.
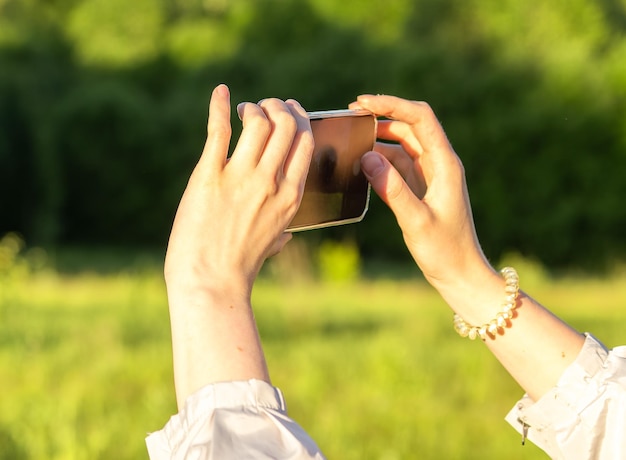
[236, 102, 246, 119]
[361, 152, 385, 176]
[286, 99, 303, 109]
[215, 83, 229, 96]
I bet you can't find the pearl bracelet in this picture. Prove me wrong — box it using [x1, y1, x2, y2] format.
[453, 267, 520, 340]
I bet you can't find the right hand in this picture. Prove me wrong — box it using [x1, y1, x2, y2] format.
[350, 95, 497, 292]
[165, 85, 314, 303]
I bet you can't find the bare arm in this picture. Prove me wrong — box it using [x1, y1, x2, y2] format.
[352, 95, 585, 401]
[164, 85, 314, 408]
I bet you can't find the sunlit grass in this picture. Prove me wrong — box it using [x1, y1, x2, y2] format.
[1, 241, 625, 459]
[0, 264, 173, 460]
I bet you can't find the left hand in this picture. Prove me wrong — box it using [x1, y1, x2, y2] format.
[349, 94, 493, 294]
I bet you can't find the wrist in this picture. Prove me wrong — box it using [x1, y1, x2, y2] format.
[430, 262, 506, 325]
[165, 272, 253, 313]
[164, 272, 269, 407]
[453, 267, 520, 340]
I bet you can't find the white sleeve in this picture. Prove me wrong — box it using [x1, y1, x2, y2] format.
[146, 379, 326, 460]
[505, 333, 626, 460]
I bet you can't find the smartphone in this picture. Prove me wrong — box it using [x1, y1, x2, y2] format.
[287, 109, 377, 232]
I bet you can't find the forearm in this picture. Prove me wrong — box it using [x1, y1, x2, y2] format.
[167, 283, 270, 409]
[436, 263, 585, 401]
[161, 90, 313, 410]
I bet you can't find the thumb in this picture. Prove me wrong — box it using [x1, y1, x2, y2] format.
[361, 151, 423, 224]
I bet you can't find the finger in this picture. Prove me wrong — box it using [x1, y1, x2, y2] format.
[374, 142, 417, 177]
[347, 101, 363, 111]
[354, 95, 452, 153]
[282, 99, 313, 184]
[358, 95, 462, 193]
[197, 84, 232, 174]
[377, 119, 425, 156]
[256, 98, 299, 172]
[373, 142, 427, 197]
[350, 100, 423, 153]
[229, 102, 272, 167]
[360, 151, 425, 229]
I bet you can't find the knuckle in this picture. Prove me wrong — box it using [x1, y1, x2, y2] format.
[257, 174, 280, 196]
[282, 183, 302, 215]
[298, 129, 315, 152]
[447, 154, 465, 180]
[259, 99, 299, 132]
[413, 101, 436, 121]
[248, 114, 272, 135]
[258, 97, 282, 108]
[273, 109, 297, 131]
[207, 120, 232, 140]
[386, 178, 405, 202]
[258, 98, 286, 118]
[414, 100, 432, 111]
[285, 180, 302, 201]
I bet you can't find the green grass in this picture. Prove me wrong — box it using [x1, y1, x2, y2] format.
[1, 246, 625, 459]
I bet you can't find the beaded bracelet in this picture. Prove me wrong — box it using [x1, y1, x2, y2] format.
[453, 267, 520, 340]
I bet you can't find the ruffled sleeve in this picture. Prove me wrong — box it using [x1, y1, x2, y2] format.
[505, 334, 626, 459]
[146, 379, 326, 460]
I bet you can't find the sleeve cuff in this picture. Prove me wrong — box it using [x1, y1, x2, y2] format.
[505, 333, 609, 457]
[146, 379, 325, 460]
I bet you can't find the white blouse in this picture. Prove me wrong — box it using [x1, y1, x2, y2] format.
[506, 334, 626, 459]
[147, 334, 626, 459]
[146, 379, 326, 459]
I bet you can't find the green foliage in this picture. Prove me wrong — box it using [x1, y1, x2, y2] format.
[0, 233, 28, 281]
[317, 239, 361, 283]
[0, 233, 46, 296]
[2, 0, 626, 270]
[53, 79, 164, 242]
[0, 425, 27, 460]
[66, 0, 165, 67]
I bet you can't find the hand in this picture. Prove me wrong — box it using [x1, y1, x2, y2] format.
[163, 85, 314, 405]
[165, 85, 314, 301]
[350, 95, 496, 293]
[352, 95, 586, 403]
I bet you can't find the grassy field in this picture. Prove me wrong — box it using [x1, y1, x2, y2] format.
[1, 239, 626, 459]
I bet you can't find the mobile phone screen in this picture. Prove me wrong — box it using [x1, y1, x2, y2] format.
[287, 110, 377, 231]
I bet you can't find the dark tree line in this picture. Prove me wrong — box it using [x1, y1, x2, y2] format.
[2, 0, 626, 270]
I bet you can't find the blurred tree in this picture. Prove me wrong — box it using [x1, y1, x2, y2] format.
[65, 0, 165, 67]
[1, 0, 626, 270]
[0, 34, 73, 244]
[52, 79, 161, 243]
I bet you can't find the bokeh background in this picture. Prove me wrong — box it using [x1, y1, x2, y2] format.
[2, 0, 626, 459]
[2, 0, 626, 269]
